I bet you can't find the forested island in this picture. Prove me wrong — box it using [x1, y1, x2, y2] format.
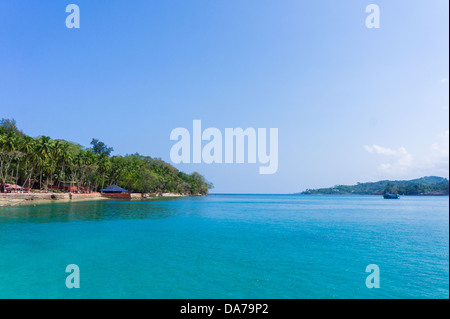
[299, 176, 449, 196]
[0, 118, 212, 195]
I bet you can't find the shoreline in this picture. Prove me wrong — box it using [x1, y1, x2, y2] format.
[294, 193, 449, 196]
[0, 192, 199, 207]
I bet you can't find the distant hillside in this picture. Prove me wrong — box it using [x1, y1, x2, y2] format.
[298, 176, 449, 196]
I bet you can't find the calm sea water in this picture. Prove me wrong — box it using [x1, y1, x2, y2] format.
[0, 195, 448, 299]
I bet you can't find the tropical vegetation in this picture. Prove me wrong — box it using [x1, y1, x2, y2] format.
[0, 118, 212, 194]
[299, 176, 449, 195]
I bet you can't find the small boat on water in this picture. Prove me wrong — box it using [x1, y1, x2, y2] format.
[383, 193, 399, 199]
[100, 185, 130, 198]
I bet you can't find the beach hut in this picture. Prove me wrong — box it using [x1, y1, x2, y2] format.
[5, 184, 23, 193]
[55, 181, 85, 193]
[100, 185, 130, 198]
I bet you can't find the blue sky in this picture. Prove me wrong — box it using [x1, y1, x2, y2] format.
[0, 1, 448, 193]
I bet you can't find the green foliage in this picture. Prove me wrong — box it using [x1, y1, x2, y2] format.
[300, 177, 449, 196]
[0, 118, 24, 136]
[90, 138, 114, 156]
[0, 119, 212, 194]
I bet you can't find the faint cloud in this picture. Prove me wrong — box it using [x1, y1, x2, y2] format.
[364, 130, 449, 177]
[365, 144, 398, 156]
[427, 130, 449, 173]
[441, 78, 448, 83]
[364, 144, 413, 172]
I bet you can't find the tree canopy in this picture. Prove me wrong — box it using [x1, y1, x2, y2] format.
[0, 118, 213, 194]
[90, 138, 114, 157]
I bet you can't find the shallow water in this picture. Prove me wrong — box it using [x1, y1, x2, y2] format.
[0, 195, 448, 298]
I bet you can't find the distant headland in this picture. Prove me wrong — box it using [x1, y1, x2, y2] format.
[297, 176, 449, 196]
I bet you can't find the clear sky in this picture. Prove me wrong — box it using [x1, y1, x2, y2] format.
[0, 1, 448, 193]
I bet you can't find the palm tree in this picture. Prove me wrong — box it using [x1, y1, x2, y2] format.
[21, 138, 39, 191]
[71, 151, 85, 193]
[20, 136, 36, 190]
[0, 132, 18, 192]
[84, 151, 98, 193]
[98, 153, 111, 192]
[35, 136, 53, 191]
[50, 141, 65, 192]
[13, 144, 24, 186]
[56, 142, 71, 192]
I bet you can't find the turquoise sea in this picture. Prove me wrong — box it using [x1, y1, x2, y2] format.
[0, 195, 448, 299]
